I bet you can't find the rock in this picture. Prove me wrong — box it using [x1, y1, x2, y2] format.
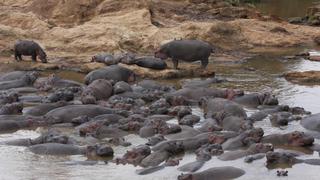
[284, 71, 320, 84]
[119, 64, 215, 79]
[80, 63, 106, 73]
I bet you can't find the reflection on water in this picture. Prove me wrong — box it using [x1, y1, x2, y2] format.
[255, 0, 319, 18]
[2, 51, 320, 179]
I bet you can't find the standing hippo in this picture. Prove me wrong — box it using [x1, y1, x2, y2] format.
[154, 40, 213, 69]
[14, 40, 47, 63]
[84, 65, 136, 85]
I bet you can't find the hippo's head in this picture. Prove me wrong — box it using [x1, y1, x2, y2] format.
[24, 71, 39, 85]
[178, 174, 193, 180]
[266, 151, 297, 165]
[86, 144, 114, 157]
[46, 135, 69, 144]
[166, 95, 189, 106]
[249, 143, 274, 154]
[287, 131, 314, 146]
[259, 93, 279, 106]
[208, 134, 226, 144]
[154, 49, 168, 60]
[38, 49, 47, 63]
[81, 90, 97, 104]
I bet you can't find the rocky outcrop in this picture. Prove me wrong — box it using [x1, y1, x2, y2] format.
[0, 0, 319, 64]
[284, 71, 320, 84]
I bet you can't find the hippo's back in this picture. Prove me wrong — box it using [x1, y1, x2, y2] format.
[163, 40, 212, 61]
[28, 143, 83, 155]
[14, 40, 40, 55]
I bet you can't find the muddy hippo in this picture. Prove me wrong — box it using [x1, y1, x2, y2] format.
[114, 52, 137, 65]
[113, 145, 151, 166]
[0, 103, 23, 115]
[222, 128, 264, 150]
[24, 101, 68, 116]
[178, 166, 245, 180]
[84, 65, 135, 85]
[34, 74, 83, 91]
[81, 79, 113, 104]
[218, 143, 274, 161]
[181, 77, 226, 88]
[44, 105, 114, 123]
[0, 72, 39, 90]
[261, 131, 314, 147]
[14, 40, 47, 63]
[91, 53, 119, 65]
[154, 40, 213, 69]
[113, 81, 132, 94]
[0, 91, 19, 105]
[135, 57, 167, 70]
[234, 92, 279, 108]
[169, 88, 242, 105]
[28, 143, 113, 157]
[266, 151, 320, 168]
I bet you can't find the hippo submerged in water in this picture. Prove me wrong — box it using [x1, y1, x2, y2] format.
[14, 40, 47, 63]
[155, 40, 214, 69]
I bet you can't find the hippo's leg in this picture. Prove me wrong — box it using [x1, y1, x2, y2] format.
[15, 52, 22, 61]
[31, 53, 37, 62]
[172, 59, 179, 69]
[201, 58, 208, 69]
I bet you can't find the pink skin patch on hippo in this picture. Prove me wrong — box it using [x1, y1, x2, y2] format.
[154, 51, 168, 60]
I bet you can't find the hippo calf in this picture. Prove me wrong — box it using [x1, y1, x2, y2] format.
[155, 40, 213, 69]
[14, 40, 47, 63]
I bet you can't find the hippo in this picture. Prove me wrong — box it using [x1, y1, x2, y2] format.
[0, 91, 19, 105]
[0, 72, 38, 90]
[136, 157, 181, 175]
[244, 153, 266, 163]
[178, 166, 245, 180]
[140, 150, 170, 167]
[45, 89, 74, 103]
[34, 74, 83, 91]
[146, 134, 166, 146]
[261, 131, 314, 147]
[233, 92, 279, 108]
[181, 77, 226, 88]
[28, 143, 113, 157]
[113, 81, 132, 94]
[218, 143, 274, 161]
[14, 40, 47, 63]
[135, 57, 167, 70]
[44, 105, 114, 123]
[0, 103, 23, 115]
[0, 118, 44, 134]
[24, 101, 68, 116]
[84, 65, 136, 85]
[269, 112, 301, 127]
[178, 144, 223, 173]
[114, 52, 137, 65]
[167, 88, 242, 104]
[178, 115, 200, 127]
[0, 71, 33, 82]
[222, 128, 264, 150]
[301, 113, 320, 132]
[3, 130, 70, 146]
[91, 53, 119, 65]
[81, 79, 113, 104]
[266, 151, 320, 169]
[154, 40, 213, 69]
[113, 145, 151, 166]
[201, 98, 247, 119]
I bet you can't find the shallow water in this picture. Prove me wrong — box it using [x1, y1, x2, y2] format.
[254, 0, 319, 18]
[1, 49, 320, 179]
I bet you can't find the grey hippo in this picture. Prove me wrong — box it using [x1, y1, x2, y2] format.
[14, 40, 47, 63]
[84, 65, 136, 85]
[154, 40, 214, 69]
[178, 166, 245, 180]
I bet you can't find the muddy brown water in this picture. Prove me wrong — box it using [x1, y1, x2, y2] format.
[2, 48, 320, 179]
[255, 0, 319, 18]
